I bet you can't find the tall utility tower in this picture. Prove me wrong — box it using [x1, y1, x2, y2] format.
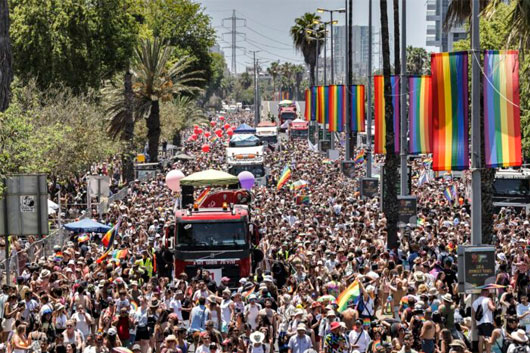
[222, 10, 246, 75]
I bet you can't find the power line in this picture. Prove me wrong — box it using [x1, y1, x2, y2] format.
[244, 25, 293, 47]
[236, 10, 287, 34]
[244, 38, 294, 51]
[242, 40, 305, 63]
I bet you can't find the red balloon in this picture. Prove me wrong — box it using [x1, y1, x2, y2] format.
[197, 128, 203, 135]
[201, 144, 210, 153]
[204, 131, 211, 138]
[219, 116, 225, 121]
[215, 129, 223, 137]
[210, 121, 216, 127]
[193, 124, 198, 129]
[226, 128, 234, 137]
[224, 123, 230, 130]
[191, 134, 198, 140]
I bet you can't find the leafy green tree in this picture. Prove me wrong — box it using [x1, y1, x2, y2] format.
[406, 46, 430, 75]
[290, 13, 325, 86]
[144, 0, 216, 89]
[239, 72, 252, 90]
[267, 62, 281, 100]
[202, 52, 227, 104]
[0, 0, 12, 112]
[10, 0, 139, 93]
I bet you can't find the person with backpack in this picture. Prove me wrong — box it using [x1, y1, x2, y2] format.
[489, 316, 510, 353]
[507, 329, 530, 353]
[472, 289, 496, 353]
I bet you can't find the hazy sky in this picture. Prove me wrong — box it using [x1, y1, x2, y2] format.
[198, 0, 438, 73]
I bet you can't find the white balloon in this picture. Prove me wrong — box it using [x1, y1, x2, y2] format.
[166, 170, 185, 192]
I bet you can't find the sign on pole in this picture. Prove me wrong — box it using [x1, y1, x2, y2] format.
[0, 174, 48, 236]
[397, 196, 417, 227]
[457, 246, 496, 293]
[87, 176, 110, 198]
[341, 161, 356, 179]
[360, 177, 379, 199]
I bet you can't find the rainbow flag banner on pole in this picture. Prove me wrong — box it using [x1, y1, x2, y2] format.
[328, 85, 346, 132]
[317, 86, 325, 124]
[276, 165, 292, 190]
[323, 86, 330, 127]
[374, 75, 400, 154]
[484, 50, 522, 168]
[304, 89, 311, 121]
[311, 86, 317, 122]
[408, 76, 433, 154]
[431, 52, 469, 171]
[337, 280, 361, 313]
[351, 85, 365, 132]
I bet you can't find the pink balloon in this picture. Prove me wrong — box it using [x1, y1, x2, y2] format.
[219, 116, 225, 121]
[166, 170, 185, 192]
[201, 144, 210, 153]
[191, 134, 198, 140]
[210, 121, 216, 127]
[204, 131, 211, 138]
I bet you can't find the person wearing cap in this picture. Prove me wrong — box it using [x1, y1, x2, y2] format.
[132, 343, 142, 353]
[245, 294, 262, 331]
[287, 324, 312, 353]
[348, 320, 370, 353]
[323, 321, 346, 353]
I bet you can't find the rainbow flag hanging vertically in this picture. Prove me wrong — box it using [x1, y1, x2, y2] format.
[328, 85, 337, 131]
[304, 89, 311, 121]
[337, 280, 361, 313]
[484, 50, 522, 168]
[408, 76, 433, 154]
[328, 85, 346, 132]
[311, 86, 317, 122]
[317, 86, 325, 124]
[374, 75, 400, 154]
[432, 52, 469, 171]
[351, 85, 365, 132]
[323, 86, 330, 127]
[276, 165, 292, 190]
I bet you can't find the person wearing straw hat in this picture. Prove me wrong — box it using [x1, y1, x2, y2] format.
[508, 329, 530, 353]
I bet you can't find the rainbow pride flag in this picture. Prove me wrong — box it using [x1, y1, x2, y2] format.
[77, 233, 89, 243]
[195, 187, 211, 205]
[304, 89, 311, 121]
[354, 150, 365, 165]
[328, 85, 346, 132]
[130, 301, 139, 312]
[54, 251, 64, 262]
[374, 75, 400, 154]
[484, 50, 522, 168]
[323, 86, 330, 127]
[431, 52, 469, 171]
[276, 166, 292, 190]
[408, 76, 433, 154]
[112, 249, 128, 260]
[351, 85, 365, 132]
[336, 280, 361, 313]
[317, 86, 325, 124]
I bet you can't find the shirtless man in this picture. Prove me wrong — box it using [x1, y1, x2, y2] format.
[420, 309, 436, 353]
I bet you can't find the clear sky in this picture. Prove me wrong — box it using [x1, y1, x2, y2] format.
[198, 0, 438, 73]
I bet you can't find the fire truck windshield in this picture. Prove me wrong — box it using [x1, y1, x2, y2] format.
[229, 164, 265, 177]
[177, 221, 247, 249]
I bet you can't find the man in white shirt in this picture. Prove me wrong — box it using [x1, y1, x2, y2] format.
[244, 295, 262, 330]
[516, 294, 530, 333]
[472, 289, 496, 353]
[169, 290, 184, 321]
[288, 324, 313, 353]
[72, 305, 94, 339]
[348, 320, 371, 353]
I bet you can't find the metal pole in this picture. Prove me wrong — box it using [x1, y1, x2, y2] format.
[3, 189, 9, 284]
[329, 17, 335, 150]
[330, 13, 335, 85]
[366, 0, 373, 177]
[471, 0, 482, 348]
[344, 0, 351, 160]
[57, 187, 62, 228]
[324, 30, 327, 85]
[399, 0, 408, 195]
[256, 59, 260, 125]
[316, 39, 320, 150]
[316, 38, 319, 85]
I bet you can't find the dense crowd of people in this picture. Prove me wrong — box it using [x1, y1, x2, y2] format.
[2, 111, 530, 353]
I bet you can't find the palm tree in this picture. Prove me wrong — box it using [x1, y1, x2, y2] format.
[167, 96, 208, 146]
[290, 13, 325, 86]
[293, 64, 305, 100]
[380, 0, 400, 250]
[132, 38, 203, 162]
[267, 61, 280, 100]
[0, 0, 13, 112]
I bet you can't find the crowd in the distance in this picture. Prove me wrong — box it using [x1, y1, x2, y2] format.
[2, 112, 530, 353]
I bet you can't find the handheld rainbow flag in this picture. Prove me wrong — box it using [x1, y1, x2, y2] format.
[291, 180, 309, 191]
[351, 85, 366, 132]
[96, 247, 112, 264]
[354, 150, 365, 165]
[443, 185, 457, 203]
[101, 220, 120, 248]
[431, 52, 469, 171]
[112, 249, 128, 260]
[374, 75, 400, 154]
[408, 76, 433, 154]
[195, 187, 211, 205]
[54, 252, 64, 262]
[77, 234, 89, 243]
[276, 166, 292, 190]
[336, 280, 361, 313]
[484, 50, 522, 168]
[130, 301, 139, 312]
[295, 194, 310, 205]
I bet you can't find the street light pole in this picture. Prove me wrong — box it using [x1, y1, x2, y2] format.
[330, 12, 334, 85]
[366, 0, 373, 177]
[399, 0, 408, 195]
[344, 0, 351, 160]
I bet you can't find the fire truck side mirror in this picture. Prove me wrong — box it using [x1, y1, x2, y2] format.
[249, 223, 260, 245]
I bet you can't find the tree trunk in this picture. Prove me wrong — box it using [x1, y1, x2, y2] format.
[146, 100, 161, 162]
[172, 130, 181, 147]
[121, 69, 135, 184]
[0, 0, 13, 112]
[393, 0, 400, 76]
[381, 0, 400, 250]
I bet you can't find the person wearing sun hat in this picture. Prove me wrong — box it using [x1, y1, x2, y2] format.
[287, 324, 312, 353]
[323, 321, 346, 353]
[508, 329, 530, 353]
[249, 331, 267, 353]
